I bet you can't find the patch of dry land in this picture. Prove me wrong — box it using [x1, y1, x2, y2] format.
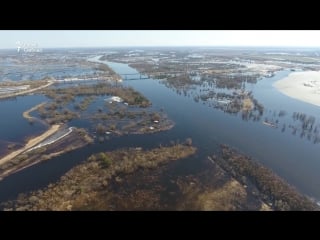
[0, 127, 93, 181]
[0, 80, 54, 99]
[0, 124, 60, 166]
[274, 71, 320, 107]
[1, 143, 196, 211]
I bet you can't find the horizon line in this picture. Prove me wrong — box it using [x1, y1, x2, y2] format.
[1, 45, 320, 50]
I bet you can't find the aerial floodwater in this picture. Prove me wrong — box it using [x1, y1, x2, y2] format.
[1, 47, 320, 210]
[104, 61, 320, 202]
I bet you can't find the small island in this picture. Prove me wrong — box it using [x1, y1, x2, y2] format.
[1, 141, 196, 211]
[0, 79, 174, 182]
[210, 145, 319, 210]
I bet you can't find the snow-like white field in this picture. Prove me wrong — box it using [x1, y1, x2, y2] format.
[273, 71, 320, 107]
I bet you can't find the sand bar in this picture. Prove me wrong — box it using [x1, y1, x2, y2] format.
[23, 102, 47, 120]
[0, 124, 60, 166]
[273, 71, 320, 107]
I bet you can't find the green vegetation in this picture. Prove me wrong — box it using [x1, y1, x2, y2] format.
[127, 56, 264, 90]
[42, 83, 150, 107]
[174, 143, 319, 211]
[96, 152, 112, 168]
[212, 145, 319, 211]
[2, 142, 197, 211]
[36, 83, 151, 125]
[91, 109, 174, 137]
[38, 104, 79, 125]
[176, 177, 248, 211]
[165, 75, 199, 88]
[194, 90, 264, 120]
[74, 96, 95, 111]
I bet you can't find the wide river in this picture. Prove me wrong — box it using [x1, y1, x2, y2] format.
[1, 59, 320, 205]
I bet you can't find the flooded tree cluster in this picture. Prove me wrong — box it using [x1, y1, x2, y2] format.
[211, 145, 319, 210]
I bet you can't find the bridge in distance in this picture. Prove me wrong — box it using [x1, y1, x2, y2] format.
[121, 71, 187, 80]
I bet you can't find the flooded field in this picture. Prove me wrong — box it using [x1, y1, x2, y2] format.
[1, 47, 320, 210]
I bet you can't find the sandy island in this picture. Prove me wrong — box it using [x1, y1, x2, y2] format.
[0, 124, 60, 166]
[273, 71, 320, 107]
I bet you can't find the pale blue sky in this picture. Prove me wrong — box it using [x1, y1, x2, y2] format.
[1, 30, 320, 49]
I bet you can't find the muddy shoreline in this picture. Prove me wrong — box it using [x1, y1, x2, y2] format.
[0, 127, 93, 181]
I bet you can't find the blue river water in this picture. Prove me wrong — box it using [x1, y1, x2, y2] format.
[1, 61, 320, 204]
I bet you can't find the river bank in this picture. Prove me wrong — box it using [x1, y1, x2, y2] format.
[0, 81, 54, 99]
[0, 124, 61, 166]
[273, 71, 320, 107]
[0, 127, 93, 181]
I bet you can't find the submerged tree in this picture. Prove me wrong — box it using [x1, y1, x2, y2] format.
[185, 138, 193, 146]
